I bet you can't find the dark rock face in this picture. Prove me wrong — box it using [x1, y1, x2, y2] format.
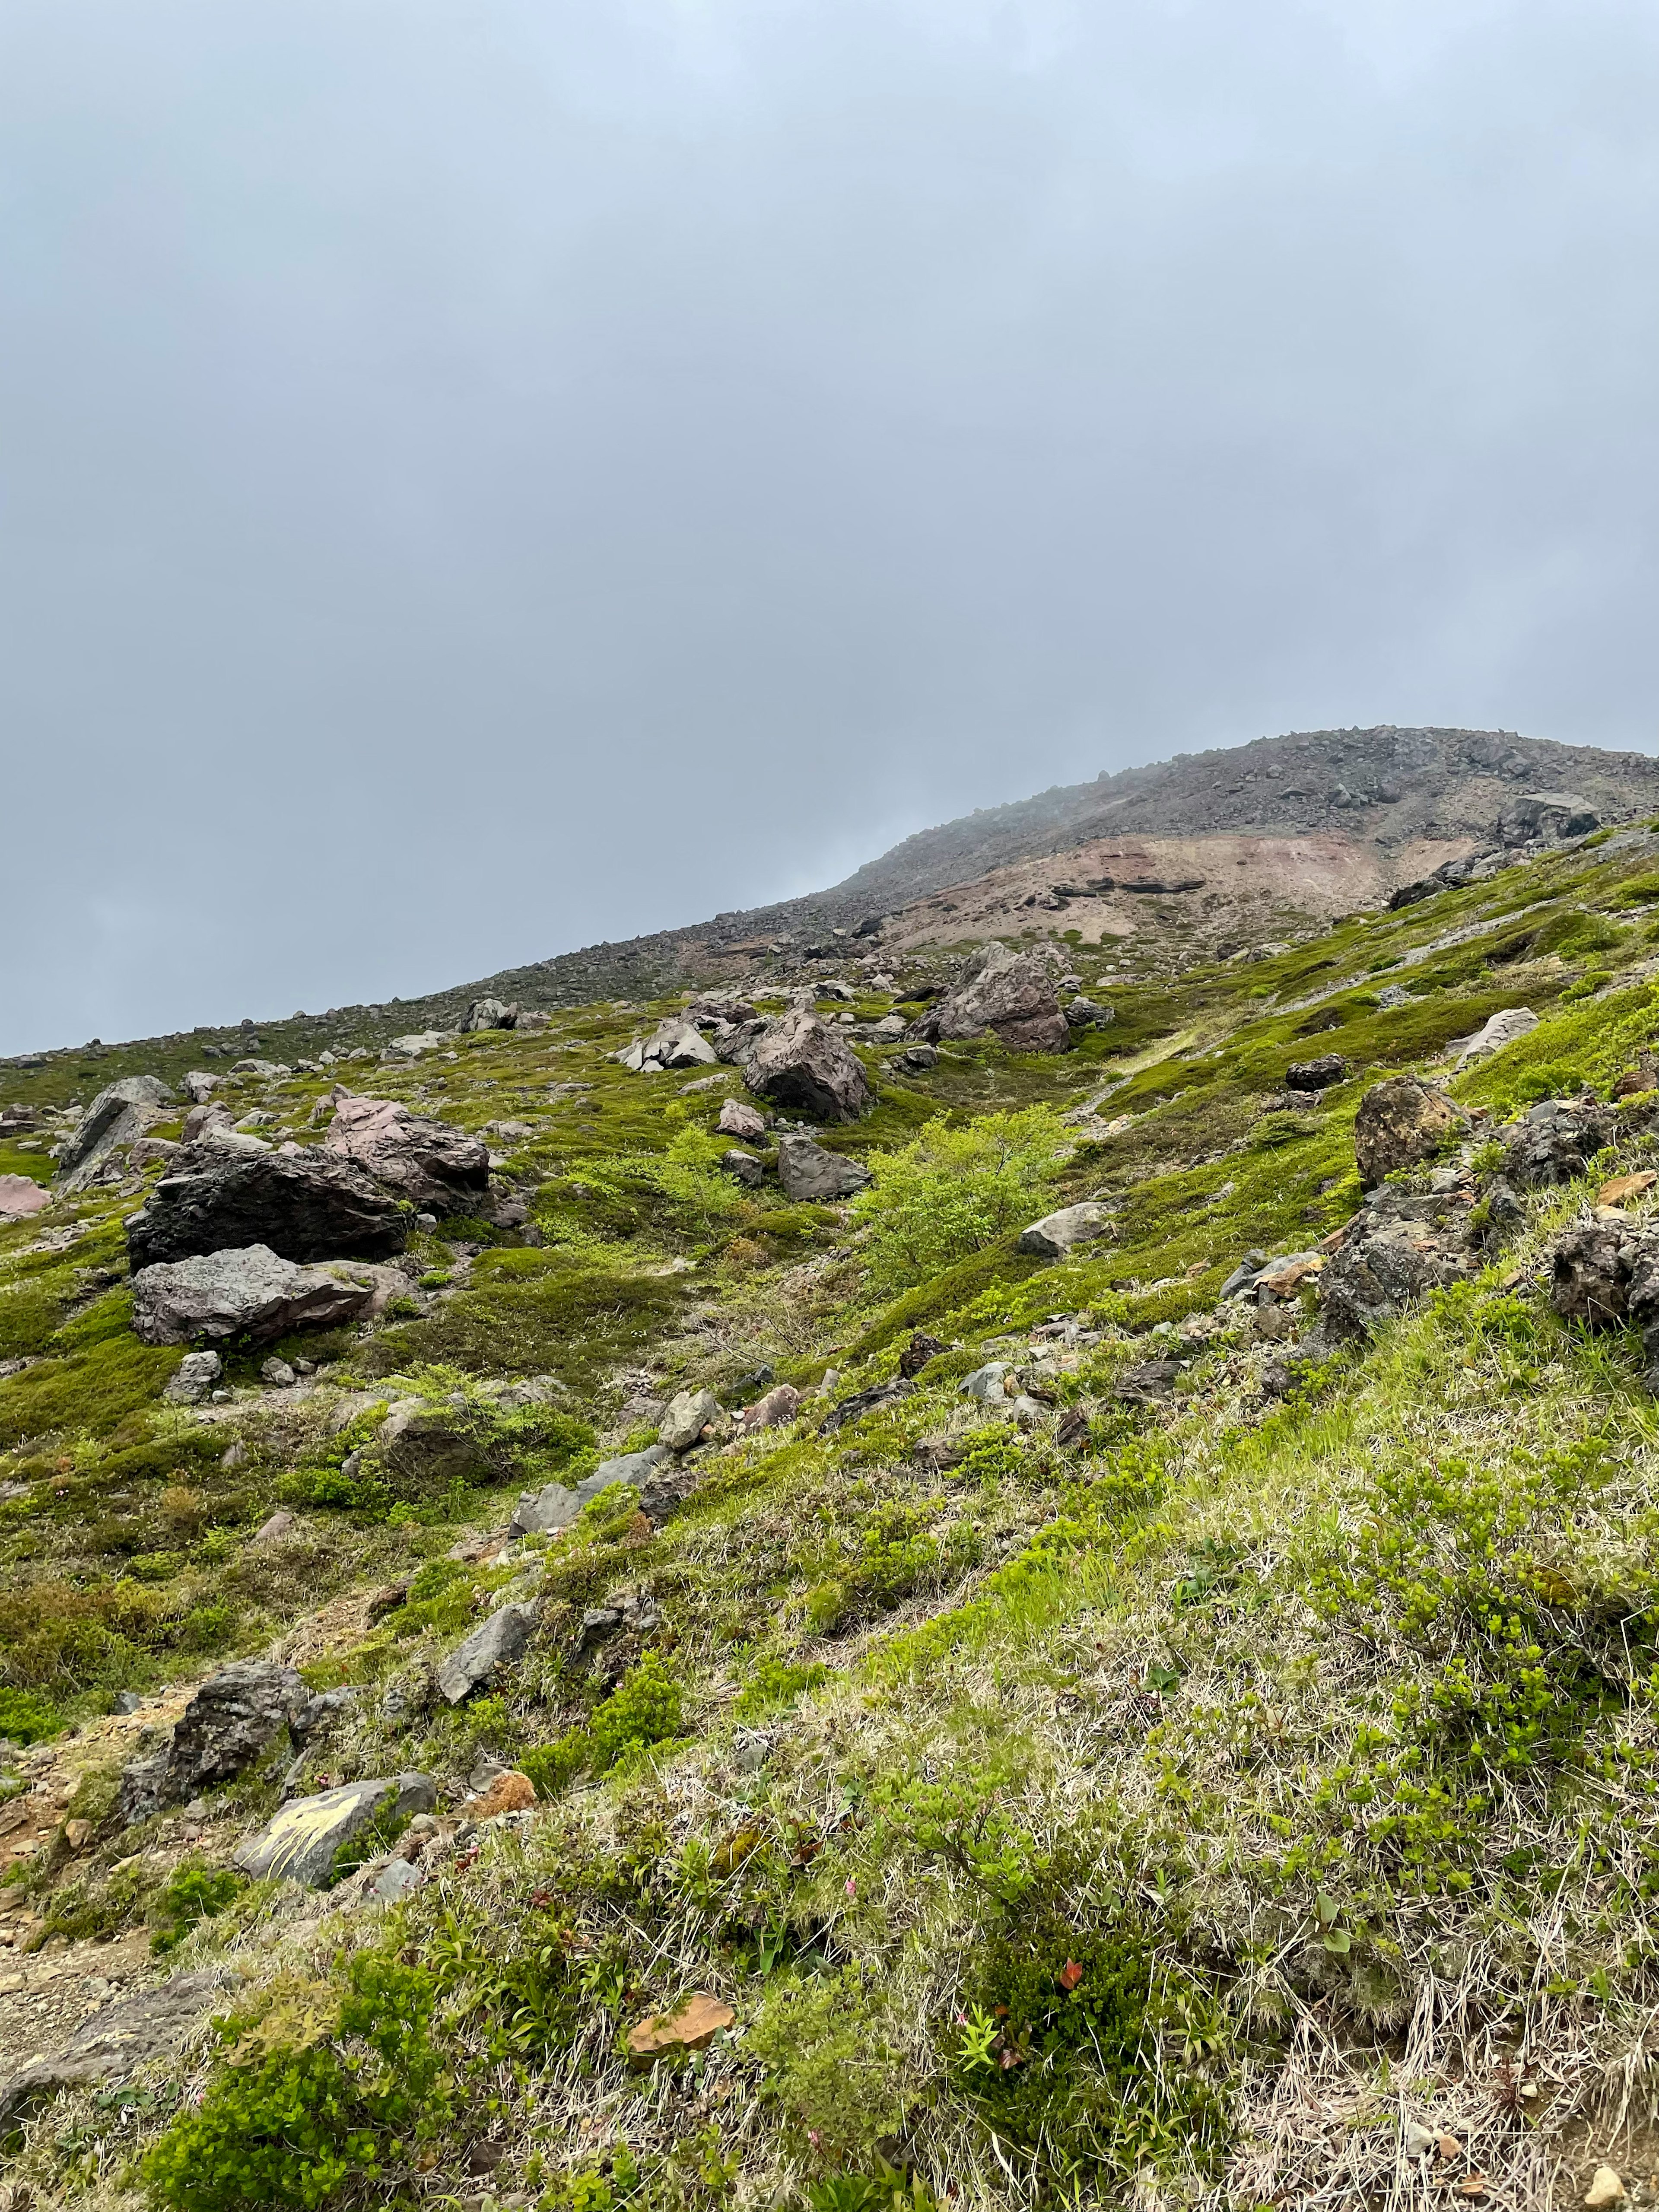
[126, 1142, 407, 1268]
[1500, 1098, 1619, 1188]
[1352, 1077, 1464, 1187]
[1112, 1358, 1185, 1403]
[117, 1661, 307, 1822]
[1549, 1221, 1641, 1328]
[130, 1245, 377, 1346]
[1065, 994, 1115, 1030]
[57, 1074, 175, 1189]
[1285, 1053, 1347, 1092]
[899, 1331, 947, 1378]
[437, 1602, 538, 1703]
[915, 941, 1070, 1054]
[820, 1377, 914, 1435]
[1316, 1191, 1477, 1341]
[775, 1134, 873, 1202]
[324, 1096, 491, 1216]
[744, 1011, 874, 1123]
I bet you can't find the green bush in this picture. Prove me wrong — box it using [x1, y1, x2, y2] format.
[520, 1652, 684, 1799]
[0, 1686, 61, 1743]
[850, 1107, 1070, 1293]
[142, 1951, 451, 2211]
[149, 1862, 246, 1954]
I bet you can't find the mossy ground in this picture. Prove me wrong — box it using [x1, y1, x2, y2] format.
[10, 829, 1659, 2206]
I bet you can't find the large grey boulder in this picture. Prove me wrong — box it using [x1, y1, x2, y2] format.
[744, 1011, 874, 1123]
[1498, 791, 1599, 845]
[510, 1446, 669, 1536]
[436, 1602, 538, 1703]
[915, 943, 1070, 1055]
[1017, 1204, 1114, 1259]
[117, 1660, 307, 1823]
[130, 1244, 376, 1347]
[57, 1075, 175, 1190]
[126, 1141, 407, 1268]
[377, 1398, 496, 1488]
[0, 1970, 229, 2131]
[324, 1095, 491, 1216]
[1450, 1007, 1539, 1066]
[461, 997, 518, 1032]
[719, 1147, 765, 1188]
[775, 1135, 873, 1202]
[233, 1773, 437, 1886]
[1352, 1077, 1465, 1187]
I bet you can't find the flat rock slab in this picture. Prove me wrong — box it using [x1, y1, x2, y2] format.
[626, 1993, 735, 2067]
[436, 1602, 538, 1703]
[0, 1968, 229, 2129]
[57, 1075, 175, 1190]
[130, 1244, 375, 1347]
[233, 1773, 436, 1887]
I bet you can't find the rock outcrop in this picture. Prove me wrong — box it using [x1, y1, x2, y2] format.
[744, 1012, 874, 1123]
[1352, 1077, 1465, 1187]
[126, 1142, 408, 1267]
[117, 1661, 307, 1822]
[915, 942, 1070, 1054]
[324, 1096, 491, 1216]
[57, 1075, 174, 1189]
[1017, 1204, 1115, 1259]
[130, 1245, 376, 1346]
[1499, 1097, 1619, 1188]
[233, 1773, 437, 1886]
[436, 1603, 538, 1703]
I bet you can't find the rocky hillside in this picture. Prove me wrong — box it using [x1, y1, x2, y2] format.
[7, 804, 1659, 2208]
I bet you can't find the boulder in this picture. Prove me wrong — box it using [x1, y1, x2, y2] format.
[385, 1031, 452, 1059]
[162, 1349, 222, 1404]
[460, 997, 518, 1032]
[510, 1446, 669, 1536]
[899, 1331, 947, 1377]
[1017, 1204, 1115, 1259]
[126, 1142, 407, 1268]
[130, 1245, 376, 1347]
[1548, 1221, 1643, 1328]
[960, 1361, 1015, 1402]
[1497, 791, 1599, 845]
[1112, 1358, 1184, 1403]
[737, 1382, 801, 1433]
[57, 1075, 175, 1190]
[0, 1173, 49, 1220]
[659, 1387, 721, 1451]
[1315, 1193, 1475, 1342]
[324, 1095, 491, 1216]
[916, 942, 1071, 1054]
[1352, 1077, 1465, 1187]
[1064, 995, 1115, 1030]
[1450, 1007, 1539, 1066]
[718, 1147, 765, 1188]
[436, 1602, 538, 1703]
[896, 1044, 938, 1072]
[1285, 1053, 1347, 1092]
[117, 1660, 307, 1822]
[743, 1011, 874, 1122]
[181, 1071, 222, 1104]
[1500, 1097, 1618, 1188]
[378, 1398, 496, 1488]
[718, 1097, 768, 1140]
[775, 1135, 873, 1203]
[233, 1773, 437, 1886]
[820, 1377, 913, 1434]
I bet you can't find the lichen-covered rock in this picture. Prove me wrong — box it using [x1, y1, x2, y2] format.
[1352, 1077, 1464, 1187]
[916, 942, 1071, 1054]
[659, 1387, 721, 1451]
[324, 1095, 491, 1216]
[1548, 1220, 1642, 1328]
[162, 1349, 222, 1403]
[1500, 1097, 1619, 1188]
[130, 1244, 375, 1346]
[233, 1773, 437, 1886]
[1315, 1195, 1475, 1341]
[774, 1135, 872, 1202]
[126, 1142, 407, 1267]
[1450, 1006, 1538, 1066]
[744, 1011, 874, 1122]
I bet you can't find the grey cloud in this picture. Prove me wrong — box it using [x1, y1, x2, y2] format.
[2, 0, 1656, 1047]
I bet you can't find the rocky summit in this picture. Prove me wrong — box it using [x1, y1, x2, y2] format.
[4, 729, 1659, 2210]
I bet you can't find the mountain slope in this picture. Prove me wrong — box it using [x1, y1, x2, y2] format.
[6, 815, 1659, 2204]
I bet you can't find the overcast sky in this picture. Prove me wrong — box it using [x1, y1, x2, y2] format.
[3, 0, 1657, 1051]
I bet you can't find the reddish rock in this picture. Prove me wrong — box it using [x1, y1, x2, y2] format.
[916, 942, 1070, 1054]
[324, 1096, 491, 1215]
[0, 1174, 49, 1220]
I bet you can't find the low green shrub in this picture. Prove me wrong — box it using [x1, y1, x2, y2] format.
[850, 1107, 1071, 1294]
[149, 1862, 246, 1954]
